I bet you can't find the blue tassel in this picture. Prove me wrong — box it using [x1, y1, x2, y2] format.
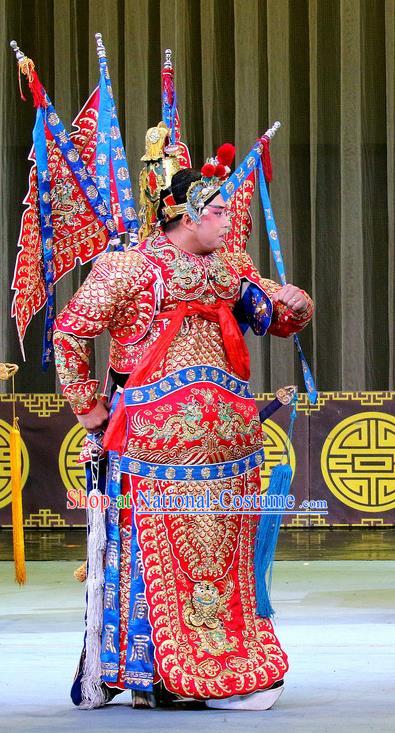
[254, 462, 293, 618]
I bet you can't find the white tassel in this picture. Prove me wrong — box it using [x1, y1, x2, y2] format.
[79, 484, 107, 709]
[153, 268, 164, 313]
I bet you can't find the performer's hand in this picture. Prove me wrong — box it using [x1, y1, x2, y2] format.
[272, 284, 307, 313]
[77, 398, 110, 432]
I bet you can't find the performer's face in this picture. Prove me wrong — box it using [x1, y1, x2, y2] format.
[193, 194, 232, 253]
[171, 194, 232, 255]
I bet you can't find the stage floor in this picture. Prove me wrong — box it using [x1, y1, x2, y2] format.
[1, 527, 394, 561]
[1, 560, 394, 733]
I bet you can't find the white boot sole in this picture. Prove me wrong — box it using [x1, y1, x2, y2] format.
[205, 685, 284, 711]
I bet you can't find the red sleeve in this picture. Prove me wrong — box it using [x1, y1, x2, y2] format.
[224, 248, 314, 338]
[53, 250, 155, 415]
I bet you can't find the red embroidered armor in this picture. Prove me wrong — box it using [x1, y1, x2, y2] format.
[54, 230, 313, 414]
[53, 228, 313, 698]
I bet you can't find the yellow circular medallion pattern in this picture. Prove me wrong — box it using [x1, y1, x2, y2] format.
[58, 424, 87, 492]
[321, 411, 395, 512]
[260, 419, 296, 492]
[0, 419, 29, 509]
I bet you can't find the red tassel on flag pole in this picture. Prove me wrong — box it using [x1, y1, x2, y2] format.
[261, 136, 273, 184]
[11, 42, 47, 108]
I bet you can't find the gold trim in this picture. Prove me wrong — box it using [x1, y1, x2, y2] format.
[162, 202, 188, 219]
[0, 393, 67, 416]
[254, 391, 395, 413]
[24, 509, 68, 528]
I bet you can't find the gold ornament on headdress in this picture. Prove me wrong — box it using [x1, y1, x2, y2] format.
[139, 123, 173, 240]
[138, 122, 184, 240]
[138, 49, 192, 240]
[141, 121, 169, 162]
[0, 363, 26, 585]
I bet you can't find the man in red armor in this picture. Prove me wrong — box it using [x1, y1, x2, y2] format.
[54, 161, 313, 710]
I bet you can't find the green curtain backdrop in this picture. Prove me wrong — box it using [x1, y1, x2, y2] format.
[1, 0, 394, 394]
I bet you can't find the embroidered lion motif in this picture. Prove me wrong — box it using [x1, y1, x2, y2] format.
[183, 579, 234, 630]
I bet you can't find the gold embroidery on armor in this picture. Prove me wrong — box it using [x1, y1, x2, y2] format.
[53, 332, 90, 385]
[156, 477, 242, 581]
[63, 379, 99, 414]
[109, 320, 165, 373]
[117, 522, 132, 684]
[165, 318, 228, 372]
[55, 250, 156, 339]
[170, 512, 238, 580]
[143, 236, 240, 301]
[136, 471, 287, 698]
[206, 257, 234, 292]
[181, 579, 238, 657]
[183, 579, 233, 629]
[125, 387, 262, 465]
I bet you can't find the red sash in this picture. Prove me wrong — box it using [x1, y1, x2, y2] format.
[103, 299, 250, 453]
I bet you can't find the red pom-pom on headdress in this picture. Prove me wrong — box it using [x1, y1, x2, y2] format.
[214, 163, 226, 179]
[216, 143, 235, 167]
[201, 163, 215, 178]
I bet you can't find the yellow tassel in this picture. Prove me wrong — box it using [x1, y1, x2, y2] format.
[73, 562, 87, 583]
[18, 56, 35, 81]
[10, 418, 26, 585]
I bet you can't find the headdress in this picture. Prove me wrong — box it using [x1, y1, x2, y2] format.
[161, 143, 236, 223]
